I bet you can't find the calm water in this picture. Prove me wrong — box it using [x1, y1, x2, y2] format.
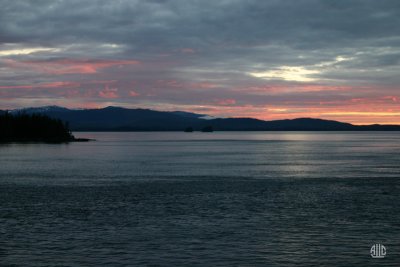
[1, 132, 400, 266]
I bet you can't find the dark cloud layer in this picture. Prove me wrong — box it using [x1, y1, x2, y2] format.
[1, 0, 400, 123]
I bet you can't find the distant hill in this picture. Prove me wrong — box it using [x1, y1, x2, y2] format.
[206, 117, 355, 131]
[9, 106, 400, 131]
[11, 105, 71, 114]
[169, 111, 206, 119]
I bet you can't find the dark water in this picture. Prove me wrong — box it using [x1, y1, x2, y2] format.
[1, 132, 399, 266]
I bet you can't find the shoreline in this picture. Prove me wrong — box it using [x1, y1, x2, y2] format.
[0, 137, 94, 144]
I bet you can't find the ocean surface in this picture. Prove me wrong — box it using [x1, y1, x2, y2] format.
[1, 131, 399, 266]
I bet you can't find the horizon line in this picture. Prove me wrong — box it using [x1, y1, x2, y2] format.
[3, 104, 400, 126]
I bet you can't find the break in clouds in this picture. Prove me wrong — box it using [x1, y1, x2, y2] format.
[1, 0, 400, 123]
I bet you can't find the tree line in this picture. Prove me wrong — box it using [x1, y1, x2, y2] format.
[0, 112, 74, 142]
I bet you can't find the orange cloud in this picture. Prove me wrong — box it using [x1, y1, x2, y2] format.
[6, 59, 140, 74]
[129, 90, 140, 97]
[240, 84, 356, 94]
[178, 92, 400, 124]
[215, 98, 236, 106]
[98, 86, 119, 99]
[0, 81, 80, 89]
[155, 80, 217, 90]
[191, 82, 218, 89]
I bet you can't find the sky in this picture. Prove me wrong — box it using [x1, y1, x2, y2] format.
[1, 0, 400, 124]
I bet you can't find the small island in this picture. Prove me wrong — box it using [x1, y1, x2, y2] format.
[184, 127, 194, 132]
[201, 126, 213, 132]
[0, 113, 90, 143]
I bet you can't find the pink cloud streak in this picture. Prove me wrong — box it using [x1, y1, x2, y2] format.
[6, 59, 141, 75]
[0, 81, 80, 89]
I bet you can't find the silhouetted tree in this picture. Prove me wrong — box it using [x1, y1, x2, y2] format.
[0, 112, 75, 142]
[184, 127, 194, 132]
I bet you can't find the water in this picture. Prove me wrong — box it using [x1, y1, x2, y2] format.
[1, 132, 399, 266]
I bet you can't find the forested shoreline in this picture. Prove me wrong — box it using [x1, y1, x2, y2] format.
[0, 113, 78, 143]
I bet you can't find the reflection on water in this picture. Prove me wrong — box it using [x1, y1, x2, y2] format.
[1, 132, 399, 266]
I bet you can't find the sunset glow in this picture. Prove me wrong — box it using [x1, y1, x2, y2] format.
[248, 66, 320, 82]
[1, 1, 400, 124]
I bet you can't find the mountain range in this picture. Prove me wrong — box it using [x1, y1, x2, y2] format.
[3, 105, 400, 131]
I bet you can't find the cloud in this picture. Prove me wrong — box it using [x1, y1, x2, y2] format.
[0, 47, 59, 56]
[249, 66, 320, 82]
[129, 90, 140, 97]
[1, 0, 400, 123]
[181, 48, 195, 54]
[215, 98, 236, 106]
[99, 86, 119, 99]
[5, 59, 140, 74]
[0, 81, 80, 89]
